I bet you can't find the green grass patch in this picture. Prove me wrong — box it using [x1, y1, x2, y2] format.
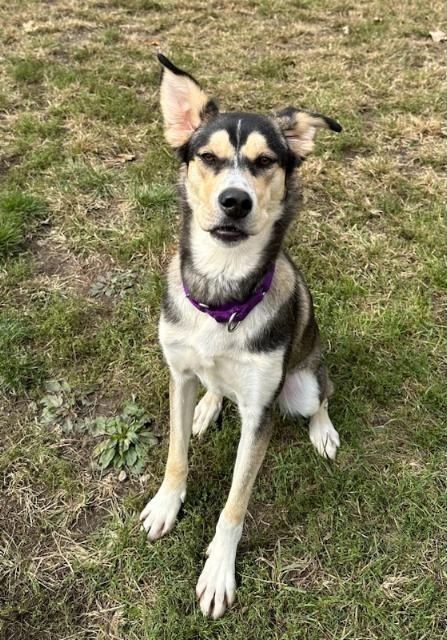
[0, 312, 42, 391]
[0, 191, 46, 257]
[8, 56, 45, 84]
[132, 182, 176, 216]
[73, 83, 149, 124]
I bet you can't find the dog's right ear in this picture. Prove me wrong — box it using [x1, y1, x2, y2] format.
[157, 54, 218, 148]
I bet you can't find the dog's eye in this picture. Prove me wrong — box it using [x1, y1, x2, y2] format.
[256, 155, 276, 168]
[199, 152, 218, 165]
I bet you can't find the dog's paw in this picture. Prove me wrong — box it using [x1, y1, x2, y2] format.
[196, 545, 236, 619]
[309, 413, 340, 460]
[192, 392, 222, 438]
[139, 486, 184, 541]
[196, 518, 242, 619]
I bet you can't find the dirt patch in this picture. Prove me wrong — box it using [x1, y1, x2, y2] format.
[0, 153, 22, 178]
[27, 229, 117, 297]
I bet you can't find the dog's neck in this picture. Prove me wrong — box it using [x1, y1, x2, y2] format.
[177, 178, 300, 306]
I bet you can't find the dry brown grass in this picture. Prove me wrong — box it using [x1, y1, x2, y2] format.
[1, 1, 445, 638]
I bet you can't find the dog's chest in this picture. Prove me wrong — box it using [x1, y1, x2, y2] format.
[159, 314, 284, 403]
[160, 315, 241, 393]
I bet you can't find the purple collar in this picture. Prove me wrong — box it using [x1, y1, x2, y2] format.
[183, 263, 275, 332]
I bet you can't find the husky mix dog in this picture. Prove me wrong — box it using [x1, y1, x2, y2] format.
[140, 54, 342, 619]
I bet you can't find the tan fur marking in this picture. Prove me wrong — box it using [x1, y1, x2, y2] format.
[240, 131, 273, 161]
[186, 130, 235, 223]
[163, 375, 198, 490]
[164, 463, 188, 490]
[223, 502, 246, 526]
[270, 254, 295, 306]
[186, 159, 232, 230]
[222, 418, 273, 526]
[239, 132, 285, 221]
[201, 129, 235, 160]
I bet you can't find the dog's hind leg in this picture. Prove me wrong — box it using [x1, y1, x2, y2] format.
[308, 398, 340, 460]
[278, 367, 340, 460]
[192, 391, 222, 438]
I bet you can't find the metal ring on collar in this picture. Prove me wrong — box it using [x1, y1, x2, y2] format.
[227, 312, 240, 332]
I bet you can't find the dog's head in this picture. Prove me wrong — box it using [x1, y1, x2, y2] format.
[158, 54, 341, 245]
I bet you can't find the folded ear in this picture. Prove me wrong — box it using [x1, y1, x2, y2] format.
[274, 107, 342, 158]
[157, 54, 218, 148]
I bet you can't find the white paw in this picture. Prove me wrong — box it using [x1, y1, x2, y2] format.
[196, 519, 242, 619]
[192, 392, 222, 438]
[139, 486, 185, 541]
[309, 413, 340, 460]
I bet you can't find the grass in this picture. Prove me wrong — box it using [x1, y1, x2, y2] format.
[0, 191, 46, 257]
[0, 0, 445, 638]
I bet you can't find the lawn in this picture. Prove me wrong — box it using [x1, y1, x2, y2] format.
[0, 1, 445, 638]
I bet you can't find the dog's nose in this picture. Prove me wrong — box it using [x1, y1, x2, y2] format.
[218, 188, 252, 219]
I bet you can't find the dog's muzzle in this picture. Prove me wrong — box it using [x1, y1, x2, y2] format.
[211, 188, 252, 243]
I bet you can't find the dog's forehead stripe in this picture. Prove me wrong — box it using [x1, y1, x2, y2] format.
[234, 118, 242, 168]
[236, 119, 242, 151]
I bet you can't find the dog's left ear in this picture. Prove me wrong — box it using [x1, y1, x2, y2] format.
[273, 107, 342, 159]
[157, 54, 218, 148]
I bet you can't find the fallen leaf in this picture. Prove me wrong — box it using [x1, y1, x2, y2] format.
[429, 30, 447, 43]
[118, 470, 127, 482]
[23, 20, 37, 33]
[117, 153, 136, 163]
[105, 153, 136, 167]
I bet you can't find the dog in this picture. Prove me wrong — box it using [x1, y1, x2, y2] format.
[140, 53, 342, 619]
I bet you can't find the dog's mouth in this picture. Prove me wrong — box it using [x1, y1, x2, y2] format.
[210, 225, 248, 243]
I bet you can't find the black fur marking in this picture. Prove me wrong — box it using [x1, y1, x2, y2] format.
[316, 361, 329, 402]
[253, 406, 273, 439]
[200, 99, 219, 121]
[258, 173, 302, 271]
[276, 106, 298, 120]
[248, 282, 299, 354]
[157, 53, 202, 86]
[161, 288, 181, 324]
[314, 113, 342, 133]
[297, 305, 319, 364]
[177, 141, 190, 164]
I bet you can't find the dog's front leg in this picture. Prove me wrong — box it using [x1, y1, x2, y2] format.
[196, 405, 273, 619]
[140, 371, 198, 540]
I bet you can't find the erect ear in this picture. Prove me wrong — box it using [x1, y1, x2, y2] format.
[273, 107, 342, 159]
[157, 53, 218, 148]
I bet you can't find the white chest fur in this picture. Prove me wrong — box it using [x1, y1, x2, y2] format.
[160, 311, 284, 406]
